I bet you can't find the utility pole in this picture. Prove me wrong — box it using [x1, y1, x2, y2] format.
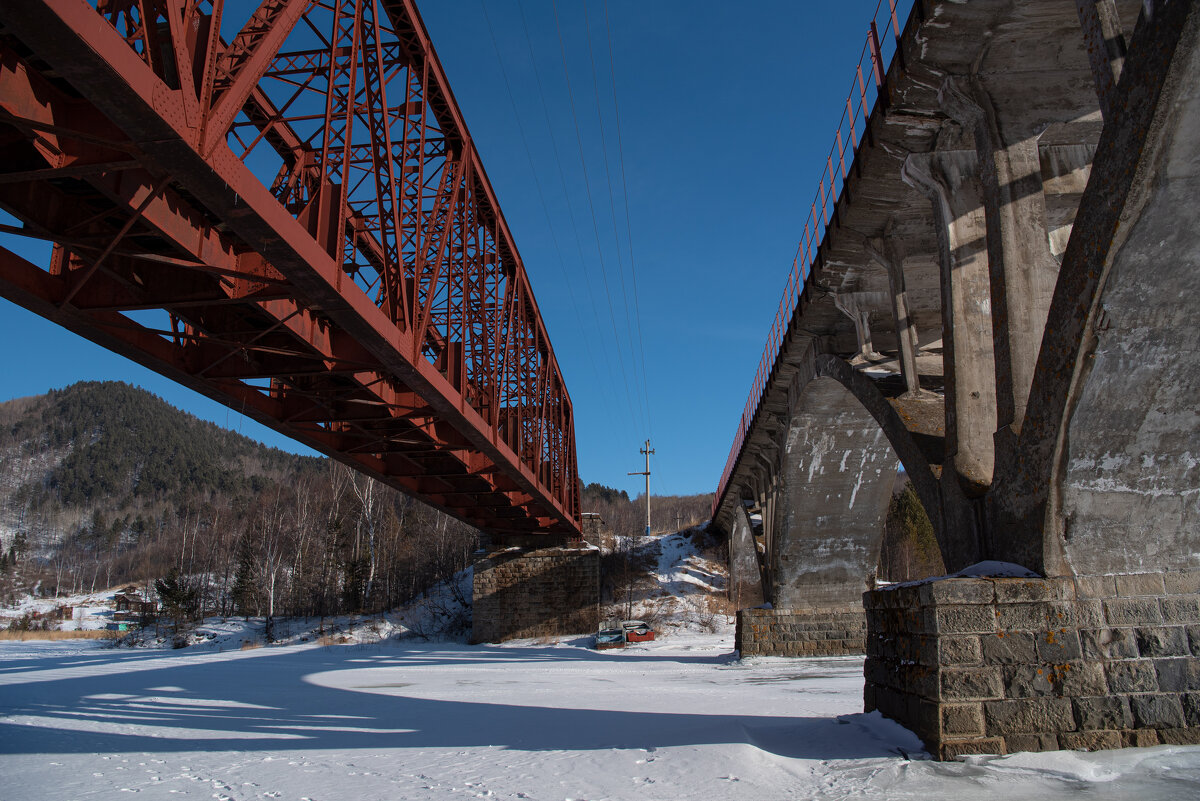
[676, 512, 682, 533]
[627, 439, 654, 537]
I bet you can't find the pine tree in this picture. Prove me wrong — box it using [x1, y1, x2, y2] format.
[155, 567, 198, 647]
[231, 536, 259, 620]
[10, 531, 27, 563]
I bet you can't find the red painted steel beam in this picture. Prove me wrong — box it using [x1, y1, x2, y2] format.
[0, 0, 579, 535]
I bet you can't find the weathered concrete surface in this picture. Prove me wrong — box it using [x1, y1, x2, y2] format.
[1057, 9, 1200, 575]
[902, 147, 996, 493]
[772, 376, 898, 609]
[711, 0, 1199, 760]
[994, 0, 1200, 575]
[471, 545, 600, 643]
[864, 571, 1200, 760]
[717, 0, 1155, 581]
[728, 504, 765, 609]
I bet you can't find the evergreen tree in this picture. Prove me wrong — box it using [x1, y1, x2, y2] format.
[231, 536, 259, 619]
[155, 567, 198, 647]
[10, 531, 27, 563]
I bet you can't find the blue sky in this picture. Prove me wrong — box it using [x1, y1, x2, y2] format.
[0, 0, 895, 498]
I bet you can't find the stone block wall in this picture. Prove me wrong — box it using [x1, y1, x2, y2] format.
[864, 571, 1200, 760]
[736, 607, 865, 657]
[471, 544, 600, 644]
[580, 513, 614, 552]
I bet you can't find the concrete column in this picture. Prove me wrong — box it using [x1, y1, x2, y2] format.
[939, 77, 1060, 443]
[902, 151, 997, 493]
[728, 504, 765, 610]
[865, 234, 923, 396]
[987, 0, 1199, 578]
[772, 377, 899, 609]
[833, 293, 879, 363]
[763, 485, 777, 577]
[1056, 5, 1200, 575]
[1076, 0, 1128, 121]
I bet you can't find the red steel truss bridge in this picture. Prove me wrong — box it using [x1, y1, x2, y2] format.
[0, 0, 580, 537]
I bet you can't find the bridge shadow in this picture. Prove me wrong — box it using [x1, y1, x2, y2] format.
[0, 642, 903, 761]
[0, 635, 737, 676]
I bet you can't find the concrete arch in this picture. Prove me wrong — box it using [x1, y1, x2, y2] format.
[727, 504, 765, 609]
[767, 370, 900, 609]
[995, 3, 1200, 576]
[725, 347, 958, 612]
[813, 354, 988, 573]
[813, 355, 945, 544]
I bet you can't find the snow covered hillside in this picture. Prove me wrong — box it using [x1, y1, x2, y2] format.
[603, 526, 734, 635]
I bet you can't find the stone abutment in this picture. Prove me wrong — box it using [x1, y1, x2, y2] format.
[471, 544, 600, 644]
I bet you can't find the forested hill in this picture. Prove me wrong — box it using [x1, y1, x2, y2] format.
[0, 381, 478, 615]
[0, 381, 322, 511]
[0, 381, 715, 618]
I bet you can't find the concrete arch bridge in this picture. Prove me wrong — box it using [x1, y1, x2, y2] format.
[713, 0, 1200, 758]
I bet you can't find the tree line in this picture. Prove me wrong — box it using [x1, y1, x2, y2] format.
[0, 383, 717, 628]
[579, 481, 714, 539]
[0, 382, 477, 620]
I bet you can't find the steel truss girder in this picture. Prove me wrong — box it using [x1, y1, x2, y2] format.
[0, 0, 579, 535]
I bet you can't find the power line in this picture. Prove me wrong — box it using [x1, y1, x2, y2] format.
[478, 0, 622, 435]
[580, 0, 646, 437]
[515, 0, 634, 438]
[602, 0, 654, 441]
[550, 0, 646, 437]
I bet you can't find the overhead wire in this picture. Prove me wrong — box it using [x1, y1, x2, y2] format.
[515, 0, 635, 438]
[550, 0, 647, 438]
[600, 0, 654, 443]
[477, 0, 623, 435]
[579, 0, 648, 438]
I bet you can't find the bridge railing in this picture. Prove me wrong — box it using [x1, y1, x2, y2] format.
[714, 0, 914, 518]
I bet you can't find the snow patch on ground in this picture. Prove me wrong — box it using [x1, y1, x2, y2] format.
[0, 586, 131, 630]
[5, 531, 1200, 798]
[879, 560, 1041, 590]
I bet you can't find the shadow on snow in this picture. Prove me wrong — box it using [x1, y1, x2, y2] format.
[0, 641, 890, 761]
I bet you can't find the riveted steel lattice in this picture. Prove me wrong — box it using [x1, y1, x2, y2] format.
[0, 0, 580, 535]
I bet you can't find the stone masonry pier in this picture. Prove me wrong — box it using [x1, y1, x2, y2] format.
[864, 572, 1200, 760]
[737, 607, 865, 657]
[471, 544, 600, 644]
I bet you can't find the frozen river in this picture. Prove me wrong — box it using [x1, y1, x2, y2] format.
[2, 633, 1199, 800]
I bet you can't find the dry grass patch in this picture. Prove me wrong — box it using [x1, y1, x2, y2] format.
[0, 629, 118, 641]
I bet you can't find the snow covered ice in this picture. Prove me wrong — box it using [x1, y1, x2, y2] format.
[3, 634, 1200, 800]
